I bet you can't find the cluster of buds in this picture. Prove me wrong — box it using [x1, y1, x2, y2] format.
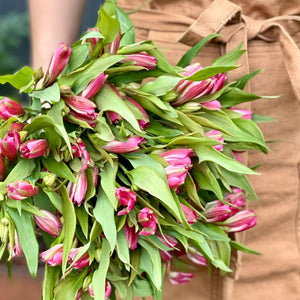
[171, 63, 226, 106]
[160, 148, 193, 190]
[203, 188, 256, 232]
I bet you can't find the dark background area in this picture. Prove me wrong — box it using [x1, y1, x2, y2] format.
[0, 1, 103, 299]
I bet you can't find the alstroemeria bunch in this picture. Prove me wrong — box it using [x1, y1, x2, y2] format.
[0, 1, 269, 299]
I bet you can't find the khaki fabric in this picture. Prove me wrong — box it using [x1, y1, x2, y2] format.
[118, 0, 300, 299]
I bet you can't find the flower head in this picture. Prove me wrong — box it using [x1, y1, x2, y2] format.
[67, 171, 88, 206]
[34, 209, 62, 237]
[115, 187, 136, 216]
[40, 244, 63, 266]
[0, 129, 20, 161]
[0, 98, 24, 120]
[103, 136, 145, 154]
[7, 180, 39, 200]
[20, 139, 49, 159]
[68, 247, 90, 269]
[138, 207, 158, 236]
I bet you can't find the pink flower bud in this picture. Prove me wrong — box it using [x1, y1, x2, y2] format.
[92, 167, 99, 188]
[201, 100, 221, 110]
[71, 138, 90, 171]
[67, 171, 88, 206]
[40, 244, 63, 266]
[34, 209, 62, 237]
[75, 289, 82, 300]
[165, 164, 188, 189]
[105, 30, 121, 55]
[83, 28, 100, 50]
[125, 223, 138, 250]
[7, 180, 39, 200]
[20, 139, 49, 159]
[68, 247, 90, 269]
[8, 231, 22, 258]
[230, 109, 253, 120]
[115, 187, 136, 216]
[81, 73, 107, 99]
[88, 281, 111, 299]
[11, 123, 26, 132]
[138, 207, 158, 236]
[187, 246, 207, 266]
[168, 270, 194, 285]
[0, 97, 24, 120]
[121, 53, 157, 69]
[160, 148, 193, 168]
[64, 95, 98, 119]
[106, 84, 123, 124]
[0, 130, 20, 161]
[43, 42, 72, 87]
[205, 129, 224, 151]
[125, 96, 150, 129]
[225, 187, 245, 216]
[0, 154, 5, 181]
[103, 136, 145, 154]
[180, 204, 197, 224]
[157, 233, 177, 262]
[203, 200, 231, 223]
[232, 150, 244, 163]
[218, 209, 256, 232]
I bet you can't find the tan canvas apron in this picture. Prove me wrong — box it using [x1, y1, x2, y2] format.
[118, 0, 300, 299]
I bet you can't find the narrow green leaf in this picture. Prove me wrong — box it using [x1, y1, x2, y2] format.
[100, 160, 118, 209]
[60, 186, 77, 274]
[230, 241, 261, 255]
[116, 228, 130, 267]
[193, 222, 230, 242]
[116, 6, 135, 46]
[212, 43, 245, 66]
[75, 206, 89, 239]
[194, 145, 257, 174]
[54, 268, 88, 300]
[43, 265, 61, 300]
[6, 208, 39, 277]
[177, 34, 220, 67]
[94, 187, 117, 253]
[233, 69, 263, 90]
[140, 76, 181, 96]
[93, 239, 111, 300]
[66, 44, 90, 72]
[24, 115, 55, 135]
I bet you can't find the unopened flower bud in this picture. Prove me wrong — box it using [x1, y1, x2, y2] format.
[162, 90, 178, 102]
[43, 173, 57, 187]
[33, 67, 44, 83]
[60, 85, 72, 96]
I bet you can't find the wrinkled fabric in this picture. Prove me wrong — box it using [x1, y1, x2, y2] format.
[118, 0, 300, 299]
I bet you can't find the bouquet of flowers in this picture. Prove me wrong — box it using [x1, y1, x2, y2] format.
[0, 1, 269, 299]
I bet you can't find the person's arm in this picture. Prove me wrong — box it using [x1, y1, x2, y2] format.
[28, 0, 87, 71]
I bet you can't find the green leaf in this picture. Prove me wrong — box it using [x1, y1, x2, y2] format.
[0, 66, 34, 89]
[100, 160, 118, 209]
[42, 155, 76, 182]
[194, 145, 257, 175]
[230, 241, 261, 255]
[97, 7, 120, 44]
[44, 190, 64, 213]
[116, 228, 130, 268]
[6, 207, 39, 277]
[128, 166, 182, 222]
[146, 118, 182, 138]
[6, 199, 43, 216]
[232, 69, 263, 90]
[60, 186, 77, 274]
[116, 6, 135, 46]
[133, 278, 153, 297]
[29, 83, 60, 104]
[24, 115, 55, 135]
[191, 163, 223, 200]
[66, 44, 90, 72]
[92, 239, 111, 300]
[251, 113, 275, 123]
[94, 116, 115, 142]
[54, 268, 88, 300]
[59, 55, 124, 92]
[193, 222, 230, 242]
[43, 265, 61, 300]
[95, 84, 141, 132]
[177, 34, 220, 67]
[139, 76, 181, 96]
[138, 239, 162, 291]
[75, 206, 89, 239]
[218, 87, 261, 107]
[117, 42, 156, 55]
[186, 65, 238, 81]
[0, 159, 35, 192]
[47, 100, 72, 154]
[94, 187, 117, 253]
[212, 43, 245, 66]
